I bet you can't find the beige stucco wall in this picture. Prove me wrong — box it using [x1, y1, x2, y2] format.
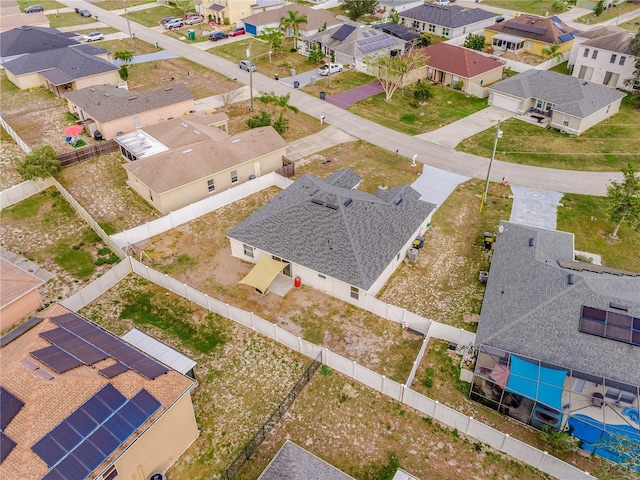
[0, 290, 42, 332]
[550, 97, 622, 135]
[7, 70, 41, 89]
[470, 66, 505, 88]
[484, 30, 574, 56]
[201, 0, 253, 24]
[74, 71, 121, 91]
[102, 392, 198, 480]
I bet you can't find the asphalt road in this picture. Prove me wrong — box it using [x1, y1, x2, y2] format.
[56, 0, 624, 195]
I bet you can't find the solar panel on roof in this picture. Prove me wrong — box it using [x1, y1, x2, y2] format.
[558, 33, 573, 43]
[32, 435, 66, 467]
[1, 431, 17, 464]
[66, 409, 98, 437]
[331, 24, 356, 41]
[103, 413, 135, 442]
[30, 345, 83, 373]
[53, 453, 91, 479]
[95, 383, 127, 410]
[504, 22, 546, 35]
[40, 328, 109, 365]
[50, 421, 82, 452]
[0, 387, 25, 431]
[130, 389, 162, 416]
[579, 305, 639, 346]
[99, 362, 129, 379]
[553, 21, 565, 32]
[71, 441, 104, 471]
[87, 427, 119, 456]
[81, 397, 112, 424]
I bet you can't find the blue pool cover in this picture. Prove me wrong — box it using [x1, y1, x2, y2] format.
[568, 414, 640, 466]
[506, 356, 568, 410]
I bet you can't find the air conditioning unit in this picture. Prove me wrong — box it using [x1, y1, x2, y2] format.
[406, 248, 418, 262]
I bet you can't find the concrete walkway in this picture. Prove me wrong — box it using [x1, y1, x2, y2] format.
[286, 125, 357, 161]
[54, 0, 623, 196]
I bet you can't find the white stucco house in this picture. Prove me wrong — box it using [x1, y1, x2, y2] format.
[226, 169, 435, 306]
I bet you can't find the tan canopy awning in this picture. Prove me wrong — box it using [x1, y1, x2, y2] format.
[239, 255, 288, 294]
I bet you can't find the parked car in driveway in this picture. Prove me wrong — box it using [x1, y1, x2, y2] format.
[317, 63, 343, 76]
[229, 27, 245, 36]
[239, 60, 256, 71]
[161, 16, 178, 25]
[209, 31, 229, 41]
[185, 16, 203, 25]
[84, 31, 104, 42]
[164, 18, 184, 29]
[24, 4, 44, 13]
[433, 0, 450, 5]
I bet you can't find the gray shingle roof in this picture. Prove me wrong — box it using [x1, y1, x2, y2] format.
[476, 222, 640, 386]
[399, 4, 495, 28]
[64, 83, 194, 123]
[0, 26, 79, 58]
[259, 441, 354, 480]
[306, 23, 406, 59]
[226, 169, 435, 290]
[581, 29, 636, 55]
[3, 45, 117, 80]
[488, 70, 626, 118]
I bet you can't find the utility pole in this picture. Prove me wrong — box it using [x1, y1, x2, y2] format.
[480, 121, 503, 213]
[123, 0, 135, 52]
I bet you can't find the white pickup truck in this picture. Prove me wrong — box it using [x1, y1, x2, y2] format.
[317, 63, 344, 76]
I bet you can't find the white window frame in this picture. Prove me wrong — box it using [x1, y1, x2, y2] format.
[243, 244, 254, 258]
[350, 286, 359, 300]
[207, 179, 215, 192]
[231, 170, 238, 183]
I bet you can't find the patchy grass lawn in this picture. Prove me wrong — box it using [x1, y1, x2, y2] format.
[79, 276, 309, 479]
[92, 0, 156, 10]
[575, 2, 640, 24]
[348, 87, 488, 135]
[479, 0, 561, 15]
[379, 177, 512, 330]
[617, 15, 640, 31]
[71, 26, 119, 36]
[0, 128, 26, 190]
[57, 152, 160, 233]
[126, 58, 237, 98]
[557, 193, 640, 272]
[124, 4, 182, 27]
[0, 188, 119, 305]
[456, 95, 640, 172]
[47, 12, 98, 28]
[164, 27, 212, 43]
[548, 60, 570, 75]
[301, 70, 377, 98]
[97, 38, 160, 55]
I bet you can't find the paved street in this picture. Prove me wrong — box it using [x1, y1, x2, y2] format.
[54, 0, 629, 195]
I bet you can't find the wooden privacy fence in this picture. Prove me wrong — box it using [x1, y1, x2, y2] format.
[58, 140, 118, 166]
[276, 157, 295, 178]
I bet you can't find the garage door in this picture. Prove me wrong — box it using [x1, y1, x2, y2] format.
[491, 93, 521, 112]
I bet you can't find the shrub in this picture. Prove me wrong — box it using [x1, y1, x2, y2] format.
[246, 111, 272, 129]
[273, 118, 289, 134]
[400, 113, 419, 124]
[413, 82, 434, 102]
[453, 80, 464, 91]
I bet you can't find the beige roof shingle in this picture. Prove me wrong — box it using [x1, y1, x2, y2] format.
[242, 4, 342, 32]
[0, 259, 42, 308]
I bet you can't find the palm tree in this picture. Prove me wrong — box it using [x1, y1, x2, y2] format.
[259, 92, 299, 124]
[279, 10, 307, 50]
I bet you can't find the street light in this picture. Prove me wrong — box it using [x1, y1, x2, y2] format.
[480, 121, 503, 213]
[246, 43, 271, 111]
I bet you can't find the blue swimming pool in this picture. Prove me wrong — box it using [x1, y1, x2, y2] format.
[568, 414, 640, 466]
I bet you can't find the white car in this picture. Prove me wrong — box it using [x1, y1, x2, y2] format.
[84, 31, 104, 42]
[164, 18, 184, 29]
[317, 63, 343, 76]
[433, 0, 450, 5]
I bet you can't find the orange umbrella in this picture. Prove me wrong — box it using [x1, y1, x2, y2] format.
[63, 125, 83, 136]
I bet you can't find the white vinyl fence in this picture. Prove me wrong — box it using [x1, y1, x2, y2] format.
[63, 258, 593, 480]
[111, 172, 293, 247]
[0, 114, 31, 153]
[500, 52, 570, 73]
[0, 177, 54, 209]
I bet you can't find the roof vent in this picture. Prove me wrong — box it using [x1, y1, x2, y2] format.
[394, 197, 403, 206]
[310, 189, 319, 196]
[231, 139, 241, 144]
[90, 87, 95, 92]
[182, 149, 192, 154]
[311, 198, 324, 206]
[180, 122, 188, 128]
[568, 274, 575, 285]
[193, 130, 200, 135]
[344, 198, 353, 207]
[164, 87, 173, 91]
[326, 203, 339, 210]
[128, 96, 138, 100]
[529, 237, 535, 247]
[609, 302, 628, 311]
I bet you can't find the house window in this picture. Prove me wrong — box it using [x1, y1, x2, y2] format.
[243, 244, 253, 258]
[583, 48, 589, 57]
[231, 170, 238, 183]
[610, 54, 617, 64]
[207, 179, 215, 192]
[413, 20, 419, 29]
[350, 286, 359, 300]
[620, 56, 626, 66]
[563, 115, 570, 127]
[603, 71, 619, 87]
[442, 27, 449, 37]
[452, 75, 460, 84]
[133, 116, 140, 128]
[428, 24, 435, 33]
[102, 465, 118, 480]
[524, 41, 532, 50]
[463, 27, 466, 34]
[592, 50, 598, 59]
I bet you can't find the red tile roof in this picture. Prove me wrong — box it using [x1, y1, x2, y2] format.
[421, 43, 504, 78]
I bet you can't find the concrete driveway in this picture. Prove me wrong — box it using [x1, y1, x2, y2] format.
[415, 106, 515, 149]
[509, 186, 563, 230]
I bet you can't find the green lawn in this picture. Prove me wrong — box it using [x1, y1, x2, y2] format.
[99, 38, 161, 55]
[17, 0, 63, 10]
[125, 5, 182, 27]
[548, 60, 570, 75]
[348, 87, 488, 136]
[478, 0, 559, 15]
[617, 15, 640, 31]
[47, 12, 98, 28]
[301, 70, 377, 97]
[92, 0, 157, 10]
[456, 95, 640, 172]
[164, 27, 211, 43]
[557, 193, 640, 272]
[575, 2, 640, 25]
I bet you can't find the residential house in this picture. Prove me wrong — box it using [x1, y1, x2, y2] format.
[300, 23, 407, 73]
[64, 83, 196, 140]
[568, 25, 637, 90]
[484, 14, 579, 56]
[0, 259, 43, 332]
[259, 441, 355, 479]
[226, 169, 435, 305]
[576, 0, 621, 9]
[241, 4, 341, 36]
[118, 115, 287, 214]
[487, 69, 625, 135]
[0, 304, 198, 479]
[201, 0, 254, 26]
[0, 26, 118, 96]
[418, 43, 505, 96]
[471, 221, 639, 465]
[373, 23, 422, 43]
[399, 3, 496, 40]
[0, 0, 49, 33]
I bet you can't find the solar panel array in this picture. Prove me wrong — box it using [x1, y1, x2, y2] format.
[579, 306, 640, 346]
[331, 24, 356, 41]
[33, 384, 161, 480]
[357, 33, 397, 55]
[504, 21, 547, 36]
[30, 312, 168, 380]
[558, 33, 574, 43]
[0, 387, 24, 464]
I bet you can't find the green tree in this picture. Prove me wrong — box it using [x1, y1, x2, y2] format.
[307, 43, 324, 64]
[388, 7, 399, 24]
[279, 10, 307, 50]
[16, 145, 61, 181]
[259, 92, 299, 126]
[114, 50, 133, 81]
[539, 425, 581, 456]
[258, 27, 284, 56]
[369, 47, 422, 102]
[341, 0, 378, 21]
[418, 32, 431, 47]
[246, 111, 272, 129]
[623, 31, 640, 95]
[541, 44, 563, 60]
[606, 163, 640, 238]
[174, 0, 194, 17]
[551, 0, 566, 12]
[463, 33, 485, 51]
[593, 0, 604, 16]
[413, 82, 433, 102]
[118, 65, 129, 81]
